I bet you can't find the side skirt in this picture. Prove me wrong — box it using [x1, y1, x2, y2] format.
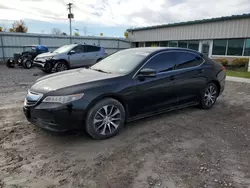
[127, 101, 199, 123]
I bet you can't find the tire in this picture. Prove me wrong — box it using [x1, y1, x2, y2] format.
[6, 59, 15, 68]
[55, 61, 68, 72]
[42, 63, 52, 73]
[199, 82, 219, 109]
[23, 59, 33, 69]
[85, 98, 125, 139]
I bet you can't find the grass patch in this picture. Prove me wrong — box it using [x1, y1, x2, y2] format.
[226, 70, 250, 79]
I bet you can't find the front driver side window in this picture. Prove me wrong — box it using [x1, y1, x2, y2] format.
[143, 52, 177, 73]
[72, 45, 84, 53]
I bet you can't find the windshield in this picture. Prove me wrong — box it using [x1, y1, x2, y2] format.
[23, 46, 36, 52]
[53, 45, 74, 53]
[90, 50, 149, 74]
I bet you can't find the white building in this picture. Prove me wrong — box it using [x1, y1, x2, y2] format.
[127, 14, 250, 60]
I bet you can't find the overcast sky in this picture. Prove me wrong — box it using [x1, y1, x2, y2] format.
[0, 0, 249, 36]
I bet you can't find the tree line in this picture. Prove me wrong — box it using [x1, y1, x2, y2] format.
[0, 20, 80, 36]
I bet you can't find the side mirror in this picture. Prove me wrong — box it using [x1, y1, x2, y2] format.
[138, 68, 157, 79]
[69, 50, 76, 55]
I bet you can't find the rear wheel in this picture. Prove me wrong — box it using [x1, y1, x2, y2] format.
[55, 61, 68, 72]
[85, 98, 125, 139]
[199, 82, 218, 109]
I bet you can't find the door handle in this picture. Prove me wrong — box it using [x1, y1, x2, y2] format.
[170, 75, 175, 80]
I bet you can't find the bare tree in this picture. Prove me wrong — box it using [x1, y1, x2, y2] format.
[51, 28, 62, 35]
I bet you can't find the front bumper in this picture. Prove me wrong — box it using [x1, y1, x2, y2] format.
[33, 60, 54, 70]
[23, 105, 85, 132]
[33, 61, 46, 68]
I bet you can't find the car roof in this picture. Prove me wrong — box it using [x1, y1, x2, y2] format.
[81, 44, 100, 47]
[124, 47, 201, 55]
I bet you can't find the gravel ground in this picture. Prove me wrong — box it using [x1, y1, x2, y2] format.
[0, 65, 250, 188]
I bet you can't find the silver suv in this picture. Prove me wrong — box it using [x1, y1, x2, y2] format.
[33, 44, 107, 73]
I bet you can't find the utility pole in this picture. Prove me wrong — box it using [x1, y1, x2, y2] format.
[67, 2, 73, 44]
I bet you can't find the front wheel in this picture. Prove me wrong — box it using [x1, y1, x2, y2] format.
[55, 62, 68, 72]
[6, 59, 15, 68]
[42, 63, 52, 73]
[199, 82, 218, 109]
[23, 59, 33, 69]
[85, 98, 125, 139]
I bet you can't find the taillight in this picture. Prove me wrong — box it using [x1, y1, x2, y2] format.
[221, 66, 226, 71]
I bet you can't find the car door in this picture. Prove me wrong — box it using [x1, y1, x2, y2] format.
[68, 45, 85, 68]
[130, 51, 179, 117]
[81, 45, 99, 66]
[173, 51, 207, 105]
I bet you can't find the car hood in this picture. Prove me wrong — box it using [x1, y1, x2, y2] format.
[31, 68, 119, 94]
[36, 52, 57, 58]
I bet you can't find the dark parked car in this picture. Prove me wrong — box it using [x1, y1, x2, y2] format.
[23, 47, 226, 139]
[6, 45, 49, 69]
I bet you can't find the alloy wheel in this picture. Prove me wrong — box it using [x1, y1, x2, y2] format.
[57, 63, 67, 71]
[93, 105, 121, 135]
[26, 61, 32, 68]
[204, 85, 217, 107]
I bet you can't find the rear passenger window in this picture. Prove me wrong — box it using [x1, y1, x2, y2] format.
[143, 52, 177, 73]
[84, 45, 101, 52]
[176, 52, 203, 69]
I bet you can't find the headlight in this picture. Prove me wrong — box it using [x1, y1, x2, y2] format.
[18, 59, 22, 63]
[46, 56, 54, 60]
[42, 93, 84, 104]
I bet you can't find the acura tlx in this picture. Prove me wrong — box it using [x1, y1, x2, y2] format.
[23, 47, 226, 139]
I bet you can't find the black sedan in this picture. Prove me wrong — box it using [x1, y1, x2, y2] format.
[23, 47, 226, 139]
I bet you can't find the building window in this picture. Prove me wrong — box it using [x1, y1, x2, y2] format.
[212, 40, 227, 55]
[178, 41, 188, 48]
[145, 42, 159, 47]
[159, 41, 168, 47]
[139, 42, 144, 47]
[244, 39, 250, 56]
[145, 42, 152, 47]
[188, 40, 199, 51]
[151, 42, 159, 47]
[169, 41, 178, 47]
[227, 39, 244, 56]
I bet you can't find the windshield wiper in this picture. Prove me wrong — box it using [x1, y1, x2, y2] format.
[91, 68, 112, 74]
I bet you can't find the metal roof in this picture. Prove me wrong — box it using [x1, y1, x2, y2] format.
[123, 47, 200, 54]
[127, 13, 250, 32]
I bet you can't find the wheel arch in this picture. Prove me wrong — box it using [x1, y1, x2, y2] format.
[84, 94, 129, 121]
[209, 80, 221, 94]
[55, 59, 70, 68]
